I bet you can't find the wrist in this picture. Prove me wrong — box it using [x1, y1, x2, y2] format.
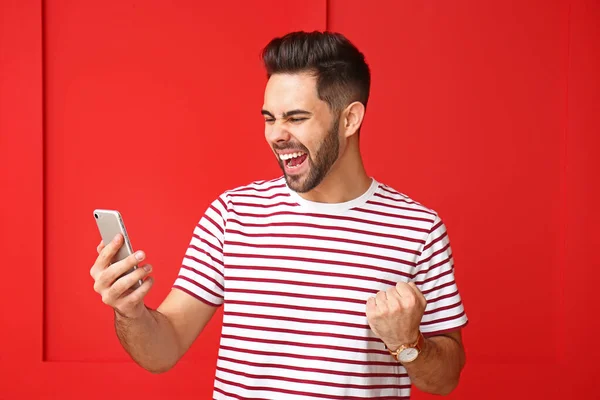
[386, 331, 420, 353]
[386, 331, 425, 364]
[114, 303, 147, 321]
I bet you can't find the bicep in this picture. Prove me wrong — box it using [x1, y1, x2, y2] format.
[157, 287, 219, 357]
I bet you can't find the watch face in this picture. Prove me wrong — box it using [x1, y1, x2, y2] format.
[399, 347, 419, 363]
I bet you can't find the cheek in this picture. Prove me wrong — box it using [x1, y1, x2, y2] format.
[284, 126, 308, 149]
[296, 124, 328, 151]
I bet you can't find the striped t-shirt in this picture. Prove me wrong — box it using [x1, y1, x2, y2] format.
[173, 176, 468, 400]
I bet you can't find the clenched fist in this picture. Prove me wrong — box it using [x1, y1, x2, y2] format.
[366, 281, 427, 352]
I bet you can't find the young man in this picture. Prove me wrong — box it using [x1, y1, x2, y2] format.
[90, 31, 468, 399]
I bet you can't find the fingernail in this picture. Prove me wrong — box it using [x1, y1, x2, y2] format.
[135, 251, 145, 261]
[143, 265, 152, 272]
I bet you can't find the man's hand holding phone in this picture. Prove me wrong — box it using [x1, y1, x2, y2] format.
[90, 234, 154, 319]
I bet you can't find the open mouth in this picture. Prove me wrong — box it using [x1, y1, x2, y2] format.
[280, 152, 308, 169]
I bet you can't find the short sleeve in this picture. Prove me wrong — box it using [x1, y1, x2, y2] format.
[172, 194, 229, 307]
[414, 215, 468, 335]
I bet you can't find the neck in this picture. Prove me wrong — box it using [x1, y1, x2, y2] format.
[298, 140, 371, 204]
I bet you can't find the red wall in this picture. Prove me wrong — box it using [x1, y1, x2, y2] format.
[1, 0, 598, 398]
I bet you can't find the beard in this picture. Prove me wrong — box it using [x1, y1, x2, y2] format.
[276, 117, 340, 193]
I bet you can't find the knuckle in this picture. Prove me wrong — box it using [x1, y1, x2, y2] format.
[101, 242, 119, 260]
[94, 270, 107, 289]
[101, 292, 111, 305]
[98, 250, 111, 265]
[105, 285, 120, 303]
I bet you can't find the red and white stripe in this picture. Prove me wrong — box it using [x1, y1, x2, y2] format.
[173, 177, 468, 399]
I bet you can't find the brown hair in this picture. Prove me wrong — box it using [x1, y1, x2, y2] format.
[261, 31, 371, 114]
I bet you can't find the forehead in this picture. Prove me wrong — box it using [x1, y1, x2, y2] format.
[263, 72, 324, 113]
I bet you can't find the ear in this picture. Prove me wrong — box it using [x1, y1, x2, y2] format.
[342, 101, 366, 138]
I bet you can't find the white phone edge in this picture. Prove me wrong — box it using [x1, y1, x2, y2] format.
[93, 209, 143, 289]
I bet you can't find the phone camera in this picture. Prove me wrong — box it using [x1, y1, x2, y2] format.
[94, 213, 99, 219]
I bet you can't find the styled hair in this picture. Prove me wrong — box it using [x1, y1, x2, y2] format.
[261, 31, 371, 114]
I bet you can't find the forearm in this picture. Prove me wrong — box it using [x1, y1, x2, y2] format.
[114, 306, 181, 373]
[402, 334, 465, 395]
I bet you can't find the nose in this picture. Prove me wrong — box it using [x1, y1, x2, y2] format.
[265, 122, 291, 144]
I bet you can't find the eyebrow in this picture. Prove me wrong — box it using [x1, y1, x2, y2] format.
[261, 109, 313, 119]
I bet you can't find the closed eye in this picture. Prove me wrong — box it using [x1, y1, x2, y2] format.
[263, 117, 308, 124]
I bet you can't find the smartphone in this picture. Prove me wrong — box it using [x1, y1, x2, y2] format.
[93, 209, 143, 289]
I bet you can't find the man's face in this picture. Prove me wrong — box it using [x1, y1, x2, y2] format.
[262, 72, 341, 193]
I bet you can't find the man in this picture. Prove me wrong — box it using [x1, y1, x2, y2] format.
[90, 31, 468, 399]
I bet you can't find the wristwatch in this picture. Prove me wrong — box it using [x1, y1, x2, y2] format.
[387, 332, 425, 363]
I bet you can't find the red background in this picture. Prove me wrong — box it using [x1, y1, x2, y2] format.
[1, 0, 598, 398]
